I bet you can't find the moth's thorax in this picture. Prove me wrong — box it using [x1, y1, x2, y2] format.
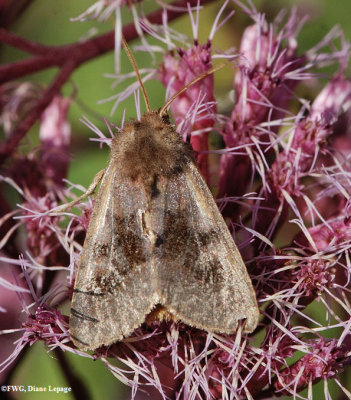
[111, 111, 194, 184]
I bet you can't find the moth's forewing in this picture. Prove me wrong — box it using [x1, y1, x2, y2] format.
[150, 162, 259, 334]
[69, 163, 158, 350]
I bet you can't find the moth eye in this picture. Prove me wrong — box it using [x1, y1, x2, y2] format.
[161, 114, 170, 124]
[134, 121, 142, 129]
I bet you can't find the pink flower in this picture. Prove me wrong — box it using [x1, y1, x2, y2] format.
[160, 42, 215, 182]
[274, 337, 349, 395]
[218, 10, 303, 218]
[39, 96, 72, 186]
[1, 2, 351, 399]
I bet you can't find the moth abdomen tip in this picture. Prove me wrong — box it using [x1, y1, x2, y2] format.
[145, 304, 178, 324]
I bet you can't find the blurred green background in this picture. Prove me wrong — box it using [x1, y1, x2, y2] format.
[1, 0, 351, 399]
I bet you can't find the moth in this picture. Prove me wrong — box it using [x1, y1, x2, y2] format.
[67, 39, 259, 350]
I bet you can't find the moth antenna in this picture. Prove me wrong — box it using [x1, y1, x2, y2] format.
[121, 35, 151, 113]
[159, 63, 226, 117]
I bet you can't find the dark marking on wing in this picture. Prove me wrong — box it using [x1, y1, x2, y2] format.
[91, 270, 123, 293]
[113, 214, 150, 266]
[155, 234, 164, 247]
[70, 335, 90, 347]
[151, 175, 161, 199]
[93, 243, 110, 258]
[160, 211, 225, 285]
[192, 258, 225, 285]
[73, 288, 105, 296]
[168, 164, 185, 177]
[71, 308, 99, 323]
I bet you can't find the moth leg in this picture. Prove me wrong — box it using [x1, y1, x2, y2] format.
[50, 168, 106, 215]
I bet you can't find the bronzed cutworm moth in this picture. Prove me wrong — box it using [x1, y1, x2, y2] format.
[68, 38, 259, 350]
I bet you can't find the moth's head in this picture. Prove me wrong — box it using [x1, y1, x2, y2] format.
[110, 109, 184, 160]
[110, 108, 193, 182]
[138, 110, 171, 130]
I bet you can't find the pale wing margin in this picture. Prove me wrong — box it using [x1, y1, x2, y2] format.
[70, 164, 158, 350]
[155, 162, 259, 334]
